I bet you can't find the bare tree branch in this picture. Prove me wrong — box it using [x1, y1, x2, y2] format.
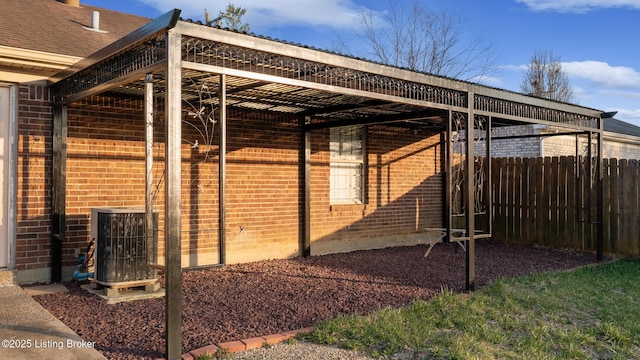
[521, 50, 574, 103]
[342, 0, 498, 82]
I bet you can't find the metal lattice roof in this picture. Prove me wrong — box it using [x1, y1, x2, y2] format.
[50, 9, 604, 132]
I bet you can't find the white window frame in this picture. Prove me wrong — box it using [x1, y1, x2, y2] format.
[330, 126, 365, 204]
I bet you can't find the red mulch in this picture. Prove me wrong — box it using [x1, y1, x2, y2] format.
[33, 241, 602, 359]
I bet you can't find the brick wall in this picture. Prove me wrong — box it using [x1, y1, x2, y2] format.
[16, 84, 53, 275]
[475, 125, 542, 158]
[601, 138, 640, 159]
[224, 110, 302, 263]
[63, 103, 306, 268]
[65, 97, 150, 270]
[542, 133, 640, 160]
[485, 124, 640, 160]
[15, 93, 446, 282]
[310, 125, 444, 255]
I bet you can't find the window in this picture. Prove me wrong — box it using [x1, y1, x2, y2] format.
[330, 126, 365, 204]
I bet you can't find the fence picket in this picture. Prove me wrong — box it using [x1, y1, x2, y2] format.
[632, 160, 639, 257]
[602, 159, 611, 253]
[514, 158, 523, 242]
[621, 160, 631, 255]
[491, 156, 638, 258]
[611, 158, 616, 253]
[566, 156, 577, 249]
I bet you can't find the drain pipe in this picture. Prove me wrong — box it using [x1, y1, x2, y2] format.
[73, 239, 95, 281]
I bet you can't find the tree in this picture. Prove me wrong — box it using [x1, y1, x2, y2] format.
[520, 51, 574, 103]
[205, 3, 250, 32]
[340, 0, 497, 82]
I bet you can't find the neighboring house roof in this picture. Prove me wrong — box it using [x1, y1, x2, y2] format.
[0, 0, 150, 57]
[604, 118, 640, 138]
[0, 0, 150, 79]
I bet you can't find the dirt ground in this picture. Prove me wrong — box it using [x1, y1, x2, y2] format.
[33, 241, 601, 359]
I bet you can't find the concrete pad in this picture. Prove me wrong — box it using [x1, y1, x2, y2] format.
[23, 284, 69, 297]
[0, 286, 105, 360]
[0, 269, 15, 286]
[80, 284, 164, 304]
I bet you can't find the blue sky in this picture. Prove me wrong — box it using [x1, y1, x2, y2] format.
[83, 0, 640, 126]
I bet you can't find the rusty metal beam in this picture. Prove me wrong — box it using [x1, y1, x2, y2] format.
[51, 9, 181, 83]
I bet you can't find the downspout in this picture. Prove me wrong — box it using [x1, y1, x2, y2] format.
[52, 106, 67, 283]
[8, 84, 17, 271]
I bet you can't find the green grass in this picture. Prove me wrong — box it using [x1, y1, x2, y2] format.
[307, 259, 640, 359]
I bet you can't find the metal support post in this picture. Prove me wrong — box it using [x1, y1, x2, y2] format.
[302, 117, 311, 257]
[52, 105, 67, 283]
[165, 29, 182, 360]
[445, 110, 452, 241]
[219, 74, 227, 265]
[465, 94, 476, 292]
[144, 73, 155, 271]
[486, 116, 492, 235]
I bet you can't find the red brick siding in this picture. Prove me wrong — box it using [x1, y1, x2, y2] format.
[16, 84, 53, 271]
[16, 91, 444, 273]
[310, 126, 443, 249]
[225, 110, 301, 256]
[64, 103, 302, 266]
[65, 101, 150, 267]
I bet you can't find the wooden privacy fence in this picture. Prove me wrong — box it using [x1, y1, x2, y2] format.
[491, 157, 640, 258]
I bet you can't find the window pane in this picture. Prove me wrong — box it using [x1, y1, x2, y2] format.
[330, 126, 365, 204]
[330, 126, 363, 161]
[330, 162, 363, 204]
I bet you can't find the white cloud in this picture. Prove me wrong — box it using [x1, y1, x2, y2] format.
[498, 60, 640, 114]
[598, 89, 640, 99]
[504, 60, 640, 90]
[516, 0, 640, 12]
[499, 64, 527, 72]
[562, 61, 640, 90]
[138, 0, 367, 30]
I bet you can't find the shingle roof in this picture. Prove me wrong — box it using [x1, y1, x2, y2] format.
[605, 118, 640, 138]
[0, 0, 150, 57]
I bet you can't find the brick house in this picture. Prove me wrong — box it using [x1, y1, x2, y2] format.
[0, 0, 149, 283]
[484, 117, 640, 159]
[1, 0, 606, 286]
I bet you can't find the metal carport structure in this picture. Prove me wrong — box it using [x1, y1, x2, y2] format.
[49, 9, 605, 359]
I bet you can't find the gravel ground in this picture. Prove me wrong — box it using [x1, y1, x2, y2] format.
[33, 241, 600, 359]
[226, 341, 417, 360]
[227, 341, 379, 360]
